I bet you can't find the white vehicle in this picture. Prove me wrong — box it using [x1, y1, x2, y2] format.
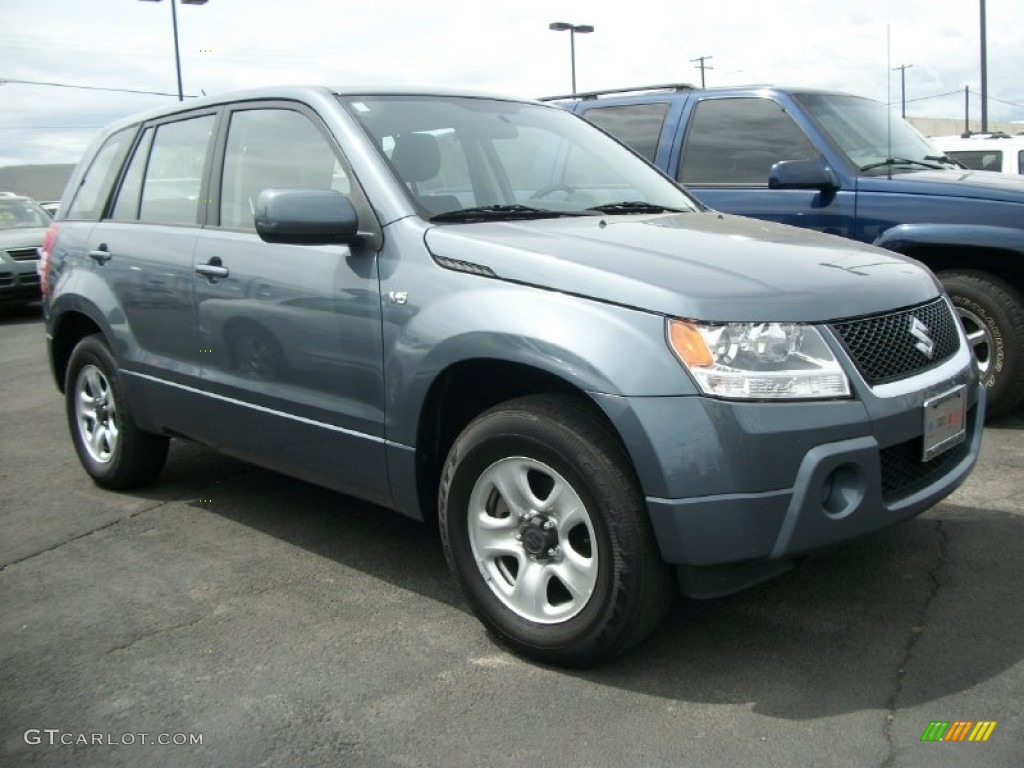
[930, 133, 1024, 175]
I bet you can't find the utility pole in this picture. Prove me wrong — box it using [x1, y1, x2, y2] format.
[980, 0, 988, 131]
[893, 64, 912, 118]
[965, 85, 971, 134]
[690, 55, 713, 88]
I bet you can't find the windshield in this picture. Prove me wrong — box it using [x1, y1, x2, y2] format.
[794, 93, 948, 173]
[339, 95, 698, 219]
[0, 198, 51, 230]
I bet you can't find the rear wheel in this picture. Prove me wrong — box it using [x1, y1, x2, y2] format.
[939, 270, 1024, 418]
[65, 334, 169, 489]
[439, 394, 673, 667]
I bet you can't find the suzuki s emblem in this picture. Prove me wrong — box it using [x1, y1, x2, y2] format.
[909, 316, 935, 359]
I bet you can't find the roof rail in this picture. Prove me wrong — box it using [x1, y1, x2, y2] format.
[539, 83, 696, 102]
[959, 130, 1012, 139]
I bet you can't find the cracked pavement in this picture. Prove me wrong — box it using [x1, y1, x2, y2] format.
[2, 308, 1022, 767]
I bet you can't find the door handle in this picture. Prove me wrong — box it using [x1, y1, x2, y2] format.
[195, 259, 230, 280]
[88, 244, 112, 264]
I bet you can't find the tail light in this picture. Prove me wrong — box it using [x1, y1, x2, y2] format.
[38, 222, 58, 298]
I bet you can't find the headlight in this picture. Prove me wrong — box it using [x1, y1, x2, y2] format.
[667, 319, 850, 400]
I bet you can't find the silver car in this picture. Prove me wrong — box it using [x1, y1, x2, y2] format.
[42, 87, 983, 666]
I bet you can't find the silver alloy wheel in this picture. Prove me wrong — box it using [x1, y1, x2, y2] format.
[74, 363, 119, 464]
[467, 456, 598, 624]
[956, 305, 993, 375]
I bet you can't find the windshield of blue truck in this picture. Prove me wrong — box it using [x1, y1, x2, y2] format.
[794, 93, 943, 173]
[340, 95, 698, 219]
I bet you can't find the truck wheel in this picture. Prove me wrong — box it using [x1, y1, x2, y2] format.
[939, 271, 1024, 419]
[439, 394, 673, 667]
[65, 334, 169, 489]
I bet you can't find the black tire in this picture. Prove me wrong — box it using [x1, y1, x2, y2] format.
[439, 394, 673, 667]
[939, 270, 1024, 418]
[65, 334, 169, 489]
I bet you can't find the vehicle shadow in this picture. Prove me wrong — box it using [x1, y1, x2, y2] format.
[186, 444, 1024, 721]
[0, 301, 43, 325]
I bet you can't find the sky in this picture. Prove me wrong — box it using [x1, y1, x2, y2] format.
[1, 0, 1023, 168]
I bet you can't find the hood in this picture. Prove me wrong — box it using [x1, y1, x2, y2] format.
[0, 226, 47, 252]
[423, 213, 940, 322]
[858, 167, 1024, 204]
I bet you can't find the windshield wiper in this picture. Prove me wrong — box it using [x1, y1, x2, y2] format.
[585, 201, 688, 214]
[859, 157, 945, 172]
[924, 153, 964, 168]
[429, 204, 588, 223]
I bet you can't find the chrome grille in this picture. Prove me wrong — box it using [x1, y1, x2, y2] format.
[830, 299, 960, 385]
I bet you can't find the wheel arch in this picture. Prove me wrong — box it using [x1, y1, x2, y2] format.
[411, 359, 641, 527]
[48, 303, 110, 394]
[873, 225, 1024, 291]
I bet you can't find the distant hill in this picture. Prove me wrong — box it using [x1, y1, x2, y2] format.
[0, 164, 76, 201]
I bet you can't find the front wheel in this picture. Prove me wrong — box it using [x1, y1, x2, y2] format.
[439, 394, 673, 667]
[65, 334, 169, 489]
[939, 270, 1024, 418]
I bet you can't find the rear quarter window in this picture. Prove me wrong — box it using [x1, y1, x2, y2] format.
[65, 128, 136, 220]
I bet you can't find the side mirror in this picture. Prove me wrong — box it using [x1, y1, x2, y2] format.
[768, 159, 838, 191]
[254, 189, 361, 246]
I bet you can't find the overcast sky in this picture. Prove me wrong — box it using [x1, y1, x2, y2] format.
[2, 0, 1023, 169]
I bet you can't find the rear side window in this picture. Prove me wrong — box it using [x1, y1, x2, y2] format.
[138, 116, 216, 225]
[1018, 150, 1023, 175]
[66, 128, 136, 220]
[580, 103, 670, 162]
[679, 98, 817, 185]
[220, 108, 349, 230]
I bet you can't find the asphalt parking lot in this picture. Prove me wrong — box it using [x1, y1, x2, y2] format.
[1, 304, 1022, 768]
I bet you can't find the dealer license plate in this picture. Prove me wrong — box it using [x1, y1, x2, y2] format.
[922, 386, 967, 461]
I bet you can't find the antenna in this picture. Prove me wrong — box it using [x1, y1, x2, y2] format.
[886, 24, 893, 178]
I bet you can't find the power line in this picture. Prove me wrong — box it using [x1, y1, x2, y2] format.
[0, 78, 195, 98]
[989, 94, 1024, 109]
[904, 89, 964, 104]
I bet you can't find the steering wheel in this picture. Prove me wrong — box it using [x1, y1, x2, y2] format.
[528, 183, 578, 200]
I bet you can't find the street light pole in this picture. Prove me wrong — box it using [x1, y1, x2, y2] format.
[139, 0, 208, 101]
[549, 22, 594, 94]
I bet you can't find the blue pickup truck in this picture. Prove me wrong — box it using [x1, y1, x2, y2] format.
[551, 84, 1024, 417]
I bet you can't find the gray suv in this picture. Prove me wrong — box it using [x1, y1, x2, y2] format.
[42, 86, 983, 667]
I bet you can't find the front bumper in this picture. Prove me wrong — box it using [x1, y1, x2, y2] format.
[0, 264, 41, 302]
[593, 355, 983, 571]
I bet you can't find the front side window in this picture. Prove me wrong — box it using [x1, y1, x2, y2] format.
[580, 102, 670, 163]
[945, 149, 1003, 173]
[66, 127, 136, 220]
[679, 98, 818, 185]
[1018, 150, 1023, 175]
[220, 108, 349, 230]
[341, 95, 697, 219]
[137, 115, 216, 225]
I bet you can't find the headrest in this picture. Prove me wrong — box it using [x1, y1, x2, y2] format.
[390, 133, 441, 183]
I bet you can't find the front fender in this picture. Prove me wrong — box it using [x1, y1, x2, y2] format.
[874, 223, 1024, 257]
[383, 281, 695, 446]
